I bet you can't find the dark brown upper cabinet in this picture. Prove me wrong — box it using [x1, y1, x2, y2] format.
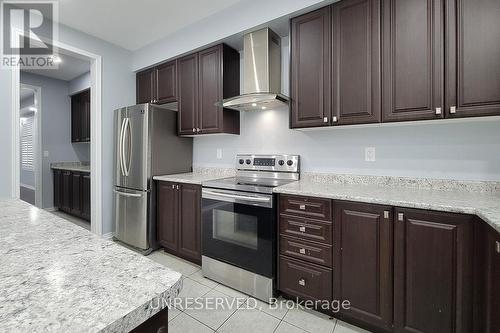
[177, 53, 199, 135]
[445, 0, 500, 118]
[157, 181, 201, 264]
[136, 61, 177, 105]
[136, 68, 155, 104]
[71, 89, 90, 143]
[381, 0, 444, 122]
[332, 0, 381, 125]
[333, 201, 393, 332]
[178, 44, 240, 136]
[156, 60, 177, 104]
[290, 7, 332, 128]
[394, 208, 473, 333]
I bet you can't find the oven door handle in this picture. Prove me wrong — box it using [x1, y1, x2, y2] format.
[202, 189, 271, 203]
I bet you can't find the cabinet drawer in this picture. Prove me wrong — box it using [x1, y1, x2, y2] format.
[280, 195, 332, 221]
[279, 256, 332, 302]
[280, 215, 333, 245]
[280, 235, 332, 267]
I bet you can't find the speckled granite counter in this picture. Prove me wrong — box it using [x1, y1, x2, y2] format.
[153, 167, 235, 185]
[0, 200, 182, 333]
[51, 162, 90, 173]
[273, 179, 500, 233]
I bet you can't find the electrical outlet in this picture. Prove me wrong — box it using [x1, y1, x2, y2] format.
[43, 150, 49, 158]
[365, 147, 376, 162]
[216, 148, 223, 159]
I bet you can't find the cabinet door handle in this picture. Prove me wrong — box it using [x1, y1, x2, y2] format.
[176, 185, 180, 190]
[496, 241, 500, 254]
[299, 204, 306, 210]
[398, 213, 404, 222]
[196, 128, 201, 133]
[332, 116, 338, 123]
[192, 128, 196, 133]
[435, 107, 442, 115]
[298, 278, 306, 286]
[384, 211, 390, 219]
[299, 226, 306, 232]
[450, 106, 457, 114]
[171, 184, 175, 189]
[299, 248, 306, 254]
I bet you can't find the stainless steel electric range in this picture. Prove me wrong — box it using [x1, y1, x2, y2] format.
[201, 154, 300, 302]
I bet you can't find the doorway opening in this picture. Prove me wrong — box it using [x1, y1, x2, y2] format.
[19, 84, 41, 207]
[12, 38, 103, 236]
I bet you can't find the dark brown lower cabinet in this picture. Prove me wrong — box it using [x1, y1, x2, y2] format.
[53, 169, 90, 221]
[61, 170, 72, 212]
[333, 202, 393, 332]
[157, 181, 201, 264]
[279, 256, 332, 302]
[394, 208, 473, 333]
[81, 174, 91, 221]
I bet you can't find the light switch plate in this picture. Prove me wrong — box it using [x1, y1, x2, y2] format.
[365, 147, 376, 162]
[216, 148, 223, 159]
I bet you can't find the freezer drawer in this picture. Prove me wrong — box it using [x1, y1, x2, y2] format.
[114, 187, 149, 250]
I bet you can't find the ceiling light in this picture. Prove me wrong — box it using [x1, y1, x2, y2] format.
[261, 106, 266, 110]
[251, 103, 257, 107]
[51, 55, 62, 63]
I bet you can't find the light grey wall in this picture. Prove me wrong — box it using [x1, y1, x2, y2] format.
[132, 0, 326, 70]
[20, 72, 86, 208]
[69, 71, 91, 95]
[0, 22, 134, 234]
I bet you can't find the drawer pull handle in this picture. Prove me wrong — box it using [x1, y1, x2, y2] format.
[299, 248, 306, 254]
[299, 204, 306, 210]
[299, 226, 306, 232]
[298, 278, 306, 286]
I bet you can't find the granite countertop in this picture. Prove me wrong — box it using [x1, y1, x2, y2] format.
[153, 168, 236, 185]
[273, 179, 500, 233]
[0, 200, 182, 333]
[51, 162, 90, 173]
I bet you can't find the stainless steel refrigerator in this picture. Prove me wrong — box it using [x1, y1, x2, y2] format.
[113, 103, 192, 253]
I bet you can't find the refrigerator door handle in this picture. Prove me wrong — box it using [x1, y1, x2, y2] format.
[124, 117, 132, 176]
[119, 117, 126, 176]
[121, 118, 130, 177]
[113, 189, 142, 197]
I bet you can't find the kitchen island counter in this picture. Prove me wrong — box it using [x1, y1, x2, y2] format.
[0, 199, 182, 332]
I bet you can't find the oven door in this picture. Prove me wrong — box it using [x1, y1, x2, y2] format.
[202, 188, 275, 278]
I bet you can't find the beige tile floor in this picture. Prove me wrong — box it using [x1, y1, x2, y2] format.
[148, 250, 373, 333]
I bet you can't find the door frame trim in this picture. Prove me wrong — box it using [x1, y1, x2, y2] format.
[11, 36, 103, 236]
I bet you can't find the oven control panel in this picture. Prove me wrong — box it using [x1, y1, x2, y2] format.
[236, 154, 300, 172]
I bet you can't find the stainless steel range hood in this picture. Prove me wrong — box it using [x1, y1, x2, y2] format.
[217, 28, 289, 111]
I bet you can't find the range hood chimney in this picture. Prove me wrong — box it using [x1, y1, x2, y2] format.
[217, 28, 289, 111]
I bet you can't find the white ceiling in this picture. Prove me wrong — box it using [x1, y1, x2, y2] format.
[57, 0, 244, 51]
[23, 51, 90, 81]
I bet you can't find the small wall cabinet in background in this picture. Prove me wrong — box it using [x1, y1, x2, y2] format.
[71, 89, 90, 143]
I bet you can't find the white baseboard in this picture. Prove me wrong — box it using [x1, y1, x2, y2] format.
[102, 232, 114, 240]
[44, 207, 57, 212]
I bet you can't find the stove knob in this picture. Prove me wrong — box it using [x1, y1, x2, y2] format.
[246, 159, 251, 165]
[239, 159, 244, 165]
[278, 160, 285, 166]
[287, 160, 294, 166]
